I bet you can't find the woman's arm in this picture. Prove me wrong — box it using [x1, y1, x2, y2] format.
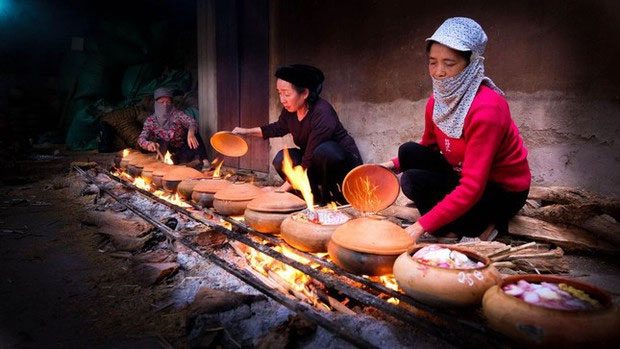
[138, 117, 158, 152]
[232, 127, 263, 137]
[417, 104, 507, 233]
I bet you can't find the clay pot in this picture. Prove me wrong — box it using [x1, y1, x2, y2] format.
[327, 216, 414, 276]
[119, 151, 142, 169]
[127, 156, 157, 177]
[162, 167, 205, 193]
[191, 178, 232, 207]
[343, 164, 400, 213]
[213, 183, 263, 216]
[243, 191, 306, 234]
[482, 274, 620, 347]
[210, 131, 248, 157]
[393, 244, 501, 307]
[280, 210, 350, 252]
[142, 163, 168, 186]
[152, 165, 178, 189]
[213, 182, 262, 216]
[177, 179, 201, 200]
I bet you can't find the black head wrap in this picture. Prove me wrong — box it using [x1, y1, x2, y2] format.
[275, 64, 325, 105]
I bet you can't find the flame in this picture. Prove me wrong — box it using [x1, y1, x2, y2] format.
[213, 158, 224, 178]
[163, 151, 174, 165]
[152, 190, 191, 208]
[122, 148, 130, 158]
[281, 148, 314, 210]
[132, 176, 151, 191]
[378, 275, 400, 305]
[326, 202, 338, 210]
[239, 242, 325, 307]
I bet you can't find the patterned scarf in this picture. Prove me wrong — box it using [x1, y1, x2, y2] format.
[431, 55, 503, 138]
[427, 17, 504, 138]
[154, 101, 173, 129]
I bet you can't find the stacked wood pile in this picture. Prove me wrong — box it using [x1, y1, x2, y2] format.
[457, 241, 569, 274]
[509, 186, 620, 253]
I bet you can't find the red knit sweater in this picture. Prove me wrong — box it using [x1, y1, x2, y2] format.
[392, 85, 531, 233]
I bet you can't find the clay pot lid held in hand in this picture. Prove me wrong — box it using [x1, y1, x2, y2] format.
[214, 182, 261, 201]
[193, 178, 232, 194]
[342, 164, 400, 213]
[246, 191, 306, 213]
[210, 131, 249, 157]
[331, 216, 414, 255]
[163, 166, 205, 181]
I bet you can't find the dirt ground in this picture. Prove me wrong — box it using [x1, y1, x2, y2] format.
[1, 151, 618, 348]
[0, 153, 188, 347]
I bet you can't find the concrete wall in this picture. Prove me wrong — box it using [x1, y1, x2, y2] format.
[266, 0, 620, 198]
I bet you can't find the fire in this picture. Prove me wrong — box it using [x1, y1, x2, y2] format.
[212, 158, 224, 178]
[163, 151, 174, 165]
[152, 189, 191, 208]
[122, 148, 130, 158]
[281, 148, 314, 210]
[132, 176, 151, 191]
[239, 242, 326, 307]
[326, 202, 338, 210]
[376, 275, 401, 305]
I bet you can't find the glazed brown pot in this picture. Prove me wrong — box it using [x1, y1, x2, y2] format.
[482, 274, 620, 347]
[162, 167, 205, 193]
[243, 191, 306, 234]
[213, 182, 262, 216]
[280, 210, 350, 252]
[191, 178, 232, 207]
[393, 244, 500, 307]
[328, 216, 414, 276]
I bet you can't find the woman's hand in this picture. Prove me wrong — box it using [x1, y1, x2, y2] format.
[145, 142, 158, 152]
[405, 221, 426, 243]
[378, 160, 395, 170]
[232, 127, 263, 137]
[187, 131, 199, 149]
[232, 127, 247, 135]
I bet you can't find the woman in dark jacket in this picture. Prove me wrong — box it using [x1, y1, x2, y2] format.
[233, 64, 362, 205]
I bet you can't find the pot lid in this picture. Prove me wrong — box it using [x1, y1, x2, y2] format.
[193, 178, 232, 194]
[246, 191, 306, 213]
[331, 216, 414, 255]
[214, 182, 261, 201]
[153, 164, 177, 176]
[163, 166, 206, 181]
[130, 157, 158, 168]
[143, 162, 168, 172]
[342, 164, 400, 213]
[210, 131, 248, 157]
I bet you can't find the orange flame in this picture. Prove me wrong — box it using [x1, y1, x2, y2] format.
[163, 151, 174, 165]
[122, 148, 130, 158]
[378, 275, 400, 305]
[132, 176, 151, 191]
[281, 148, 314, 210]
[212, 158, 224, 178]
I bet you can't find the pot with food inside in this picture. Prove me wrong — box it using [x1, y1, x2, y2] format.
[393, 244, 500, 307]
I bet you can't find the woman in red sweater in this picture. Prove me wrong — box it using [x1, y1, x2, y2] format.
[381, 17, 531, 242]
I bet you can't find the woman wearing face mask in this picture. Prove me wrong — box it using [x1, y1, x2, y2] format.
[138, 88, 208, 165]
[380, 17, 531, 242]
[232, 64, 362, 205]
